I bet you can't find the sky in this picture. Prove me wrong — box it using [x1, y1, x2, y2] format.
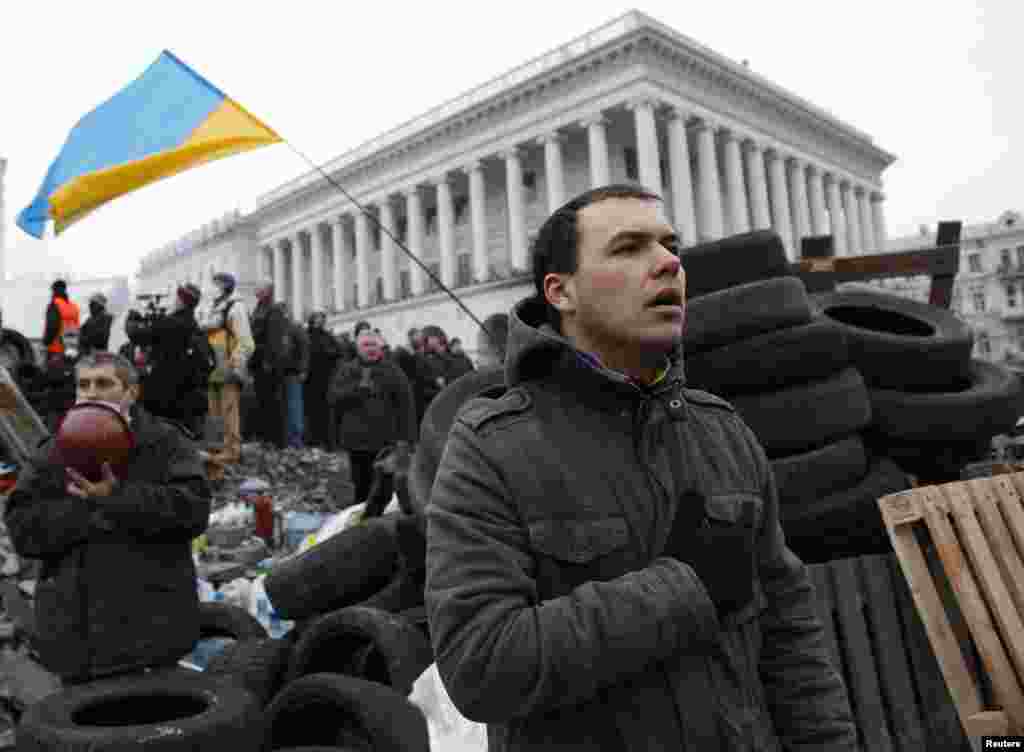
[1, 1, 1019, 281]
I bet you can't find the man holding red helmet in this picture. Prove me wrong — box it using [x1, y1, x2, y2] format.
[4, 351, 211, 685]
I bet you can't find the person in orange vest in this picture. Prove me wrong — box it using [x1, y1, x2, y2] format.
[42, 279, 81, 368]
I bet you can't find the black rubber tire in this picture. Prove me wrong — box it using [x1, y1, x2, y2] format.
[685, 316, 850, 397]
[397, 605, 430, 643]
[203, 637, 293, 708]
[868, 359, 1022, 444]
[285, 606, 433, 696]
[358, 569, 424, 614]
[265, 517, 398, 621]
[781, 457, 911, 565]
[770, 434, 869, 510]
[677, 230, 791, 299]
[866, 431, 994, 484]
[17, 668, 263, 751]
[1, 328, 37, 368]
[410, 366, 507, 513]
[729, 367, 873, 458]
[394, 513, 427, 575]
[683, 276, 814, 354]
[264, 672, 429, 752]
[198, 601, 267, 642]
[812, 289, 974, 390]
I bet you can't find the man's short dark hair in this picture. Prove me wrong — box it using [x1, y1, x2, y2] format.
[531, 184, 663, 330]
[75, 351, 140, 388]
[353, 320, 372, 338]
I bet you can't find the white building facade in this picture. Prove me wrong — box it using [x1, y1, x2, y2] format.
[138, 10, 895, 357]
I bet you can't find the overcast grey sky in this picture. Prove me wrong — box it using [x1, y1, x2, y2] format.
[1, 0, 1018, 280]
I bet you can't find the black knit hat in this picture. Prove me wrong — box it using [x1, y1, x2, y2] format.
[420, 325, 447, 342]
[353, 320, 372, 338]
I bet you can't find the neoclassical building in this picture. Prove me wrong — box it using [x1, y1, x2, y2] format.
[137, 10, 896, 356]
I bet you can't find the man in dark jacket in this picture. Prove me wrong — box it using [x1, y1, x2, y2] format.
[78, 293, 113, 357]
[4, 351, 210, 685]
[417, 325, 453, 412]
[447, 338, 475, 380]
[304, 311, 341, 448]
[134, 284, 208, 438]
[329, 328, 416, 507]
[425, 185, 856, 750]
[248, 280, 290, 449]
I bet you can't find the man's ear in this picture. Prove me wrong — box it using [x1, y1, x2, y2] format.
[543, 273, 576, 314]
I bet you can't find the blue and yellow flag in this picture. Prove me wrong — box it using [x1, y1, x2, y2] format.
[17, 50, 281, 238]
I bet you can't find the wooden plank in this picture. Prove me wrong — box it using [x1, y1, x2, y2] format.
[858, 554, 927, 752]
[887, 553, 974, 751]
[999, 474, 1024, 564]
[965, 710, 1010, 738]
[923, 485, 1024, 728]
[832, 556, 894, 752]
[792, 245, 960, 277]
[886, 512, 983, 732]
[966, 479, 1024, 624]
[879, 488, 926, 528]
[930, 221, 962, 309]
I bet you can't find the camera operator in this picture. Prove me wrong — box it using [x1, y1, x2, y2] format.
[79, 293, 113, 357]
[126, 284, 209, 438]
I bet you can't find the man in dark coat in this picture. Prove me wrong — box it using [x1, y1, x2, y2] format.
[134, 284, 208, 438]
[78, 293, 113, 357]
[416, 325, 453, 412]
[304, 311, 341, 448]
[425, 185, 856, 750]
[446, 337, 475, 380]
[248, 279, 291, 449]
[283, 317, 310, 449]
[4, 351, 210, 685]
[328, 328, 416, 507]
[393, 327, 427, 427]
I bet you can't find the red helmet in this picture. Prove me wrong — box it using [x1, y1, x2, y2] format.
[52, 401, 135, 483]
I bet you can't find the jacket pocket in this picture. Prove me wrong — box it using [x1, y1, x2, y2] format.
[528, 516, 630, 564]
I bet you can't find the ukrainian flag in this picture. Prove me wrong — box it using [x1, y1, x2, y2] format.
[17, 50, 281, 238]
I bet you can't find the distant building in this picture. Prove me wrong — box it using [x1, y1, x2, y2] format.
[886, 210, 1024, 368]
[137, 10, 895, 358]
[0, 273, 132, 344]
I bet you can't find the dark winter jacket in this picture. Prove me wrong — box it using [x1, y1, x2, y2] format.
[447, 351, 475, 381]
[283, 321, 310, 376]
[79, 312, 113, 355]
[135, 307, 207, 433]
[425, 295, 856, 752]
[4, 405, 211, 682]
[329, 356, 417, 452]
[249, 301, 290, 376]
[307, 328, 342, 387]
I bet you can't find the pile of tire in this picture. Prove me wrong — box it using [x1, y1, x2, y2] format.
[681, 231, 1022, 564]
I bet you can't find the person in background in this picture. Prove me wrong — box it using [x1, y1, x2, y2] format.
[283, 316, 310, 449]
[329, 328, 416, 506]
[304, 311, 340, 448]
[202, 272, 254, 466]
[417, 325, 452, 413]
[42, 279, 80, 369]
[78, 293, 113, 357]
[447, 337, 475, 380]
[248, 279, 290, 449]
[393, 327, 426, 426]
[4, 351, 210, 686]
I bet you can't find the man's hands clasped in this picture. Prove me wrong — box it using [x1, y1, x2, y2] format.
[66, 464, 119, 499]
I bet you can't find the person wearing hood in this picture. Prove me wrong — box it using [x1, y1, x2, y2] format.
[424, 185, 856, 750]
[201, 272, 255, 465]
[304, 311, 341, 448]
[328, 328, 416, 507]
[79, 293, 113, 357]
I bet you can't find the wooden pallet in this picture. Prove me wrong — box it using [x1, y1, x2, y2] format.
[809, 553, 971, 751]
[878, 473, 1024, 743]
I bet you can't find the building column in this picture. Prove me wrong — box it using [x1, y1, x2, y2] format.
[628, 98, 663, 192]
[842, 181, 862, 255]
[722, 129, 749, 235]
[807, 165, 829, 236]
[581, 114, 611, 187]
[466, 160, 489, 283]
[380, 199, 398, 301]
[406, 188, 427, 295]
[354, 211, 370, 308]
[766, 148, 794, 259]
[330, 218, 347, 311]
[825, 175, 848, 256]
[309, 223, 324, 313]
[666, 108, 697, 246]
[693, 118, 724, 241]
[857, 186, 876, 254]
[273, 241, 286, 309]
[435, 175, 456, 288]
[539, 132, 566, 212]
[262, 247, 273, 282]
[744, 139, 771, 231]
[504, 148, 528, 271]
[871, 192, 888, 252]
[290, 234, 304, 321]
[788, 158, 811, 251]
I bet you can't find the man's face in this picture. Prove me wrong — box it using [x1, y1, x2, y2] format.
[256, 285, 273, 303]
[357, 332, 384, 361]
[426, 336, 446, 354]
[550, 198, 685, 357]
[76, 365, 138, 412]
